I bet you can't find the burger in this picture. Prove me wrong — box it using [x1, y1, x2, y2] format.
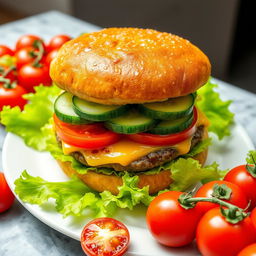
[49, 27, 211, 195]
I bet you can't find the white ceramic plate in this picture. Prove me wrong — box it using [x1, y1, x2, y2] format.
[2, 124, 255, 256]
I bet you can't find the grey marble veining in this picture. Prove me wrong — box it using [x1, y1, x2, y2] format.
[0, 11, 256, 256]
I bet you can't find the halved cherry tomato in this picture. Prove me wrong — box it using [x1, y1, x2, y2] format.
[0, 172, 15, 213]
[238, 243, 256, 256]
[47, 34, 71, 52]
[18, 63, 51, 92]
[195, 180, 249, 214]
[45, 49, 59, 65]
[224, 165, 256, 210]
[0, 83, 27, 111]
[127, 107, 197, 146]
[196, 208, 256, 256]
[0, 45, 14, 57]
[146, 191, 202, 247]
[15, 47, 38, 69]
[54, 114, 121, 149]
[16, 34, 45, 51]
[81, 217, 130, 256]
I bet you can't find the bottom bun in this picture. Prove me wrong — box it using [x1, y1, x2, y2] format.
[57, 149, 207, 195]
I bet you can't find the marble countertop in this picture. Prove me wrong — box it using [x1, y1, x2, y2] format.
[0, 11, 256, 256]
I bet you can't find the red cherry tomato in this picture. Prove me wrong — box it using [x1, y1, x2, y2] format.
[237, 243, 256, 256]
[47, 34, 71, 52]
[250, 207, 256, 230]
[54, 114, 121, 149]
[81, 217, 130, 256]
[0, 172, 15, 213]
[45, 49, 59, 65]
[146, 191, 202, 247]
[196, 208, 256, 256]
[0, 45, 14, 57]
[16, 34, 45, 51]
[127, 107, 197, 146]
[15, 47, 38, 69]
[195, 180, 248, 214]
[224, 165, 256, 210]
[0, 83, 27, 111]
[18, 64, 51, 92]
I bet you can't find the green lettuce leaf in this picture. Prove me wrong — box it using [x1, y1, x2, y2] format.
[183, 138, 212, 158]
[169, 158, 227, 191]
[14, 170, 107, 217]
[1, 85, 61, 151]
[246, 150, 256, 165]
[0, 55, 16, 66]
[14, 155, 226, 218]
[14, 170, 153, 217]
[197, 79, 234, 139]
[100, 173, 154, 210]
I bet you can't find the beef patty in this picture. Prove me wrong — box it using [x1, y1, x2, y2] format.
[64, 125, 205, 172]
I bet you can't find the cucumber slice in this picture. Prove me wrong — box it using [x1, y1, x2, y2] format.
[54, 92, 91, 124]
[73, 96, 129, 121]
[138, 94, 195, 120]
[149, 112, 194, 135]
[105, 109, 158, 134]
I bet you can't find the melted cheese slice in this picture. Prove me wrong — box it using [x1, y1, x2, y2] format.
[62, 109, 209, 167]
[62, 137, 193, 167]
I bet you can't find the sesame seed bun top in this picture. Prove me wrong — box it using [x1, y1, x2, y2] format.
[50, 27, 211, 105]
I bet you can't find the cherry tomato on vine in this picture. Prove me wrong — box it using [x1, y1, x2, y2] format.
[146, 191, 202, 247]
[16, 34, 45, 51]
[0, 83, 27, 111]
[47, 34, 71, 52]
[45, 49, 59, 65]
[0, 65, 16, 82]
[0, 45, 14, 57]
[195, 180, 248, 214]
[196, 208, 256, 256]
[0, 172, 15, 213]
[238, 243, 256, 256]
[15, 47, 38, 69]
[81, 217, 130, 256]
[18, 64, 51, 92]
[250, 207, 256, 230]
[224, 165, 256, 210]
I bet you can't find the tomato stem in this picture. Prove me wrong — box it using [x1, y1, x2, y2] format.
[32, 40, 44, 67]
[0, 65, 16, 78]
[179, 193, 248, 224]
[184, 197, 242, 210]
[211, 183, 232, 200]
[0, 66, 17, 89]
[0, 77, 11, 87]
[246, 154, 256, 177]
[0, 77, 17, 89]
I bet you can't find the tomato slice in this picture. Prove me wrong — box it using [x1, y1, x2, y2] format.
[81, 217, 130, 256]
[53, 115, 121, 149]
[127, 107, 198, 146]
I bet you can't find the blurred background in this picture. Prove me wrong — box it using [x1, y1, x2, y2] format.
[0, 0, 255, 93]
